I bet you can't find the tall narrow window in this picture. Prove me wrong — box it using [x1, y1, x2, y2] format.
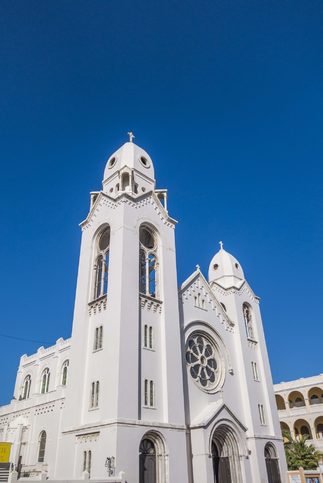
[83, 450, 92, 476]
[61, 360, 69, 386]
[40, 368, 50, 394]
[38, 431, 47, 462]
[90, 381, 99, 408]
[139, 225, 158, 298]
[243, 303, 255, 340]
[83, 451, 87, 472]
[94, 326, 103, 351]
[149, 326, 153, 349]
[150, 381, 154, 407]
[21, 375, 31, 400]
[258, 404, 266, 425]
[144, 325, 148, 348]
[144, 380, 155, 407]
[93, 227, 110, 300]
[121, 172, 130, 191]
[144, 379, 148, 406]
[88, 450, 92, 476]
[252, 361, 260, 381]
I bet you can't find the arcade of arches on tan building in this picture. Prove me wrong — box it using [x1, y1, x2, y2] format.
[274, 383, 323, 442]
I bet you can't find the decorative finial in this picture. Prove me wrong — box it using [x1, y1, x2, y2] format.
[219, 241, 223, 250]
[196, 264, 200, 271]
[127, 131, 135, 143]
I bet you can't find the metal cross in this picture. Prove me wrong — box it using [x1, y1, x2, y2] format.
[127, 131, 135, 142]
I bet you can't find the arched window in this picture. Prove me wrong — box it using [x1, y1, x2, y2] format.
[93, 227, 110, 300]
[265, 443, 281, 483]
[21, 375, 31, 400]
[294, 419, 312, 440]
[38, 431, 47, 462]
[139, 225, 158, 298]
[243, 303, 255, 340]
[40, 368, 50, 394]
[121, 172, 130, 191]
[61, 360, 69, 386]
[275, 395, 286, 411]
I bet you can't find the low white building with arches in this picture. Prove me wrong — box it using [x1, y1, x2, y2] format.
[0, 139, 287, 483]
[274, 374, 323, 457]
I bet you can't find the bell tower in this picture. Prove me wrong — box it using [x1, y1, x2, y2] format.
[57, 137, 189, 482]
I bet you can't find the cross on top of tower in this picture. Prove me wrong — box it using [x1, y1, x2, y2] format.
[219, 241, 224, 250]
[127, 131, 135, 143]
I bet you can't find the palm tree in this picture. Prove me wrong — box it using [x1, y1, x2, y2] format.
[283, 431, 321, 470]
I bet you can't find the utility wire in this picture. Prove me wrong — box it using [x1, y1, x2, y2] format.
[0, 333, 51, 345]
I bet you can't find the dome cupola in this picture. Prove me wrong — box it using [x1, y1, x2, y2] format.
[102, 133, 155, 197]
[208, 242, 245, 289]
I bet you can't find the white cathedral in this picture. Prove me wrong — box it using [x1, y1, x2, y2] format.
[0, 138, 287, 483]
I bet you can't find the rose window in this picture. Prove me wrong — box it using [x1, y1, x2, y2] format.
[185, 334, 220, 391]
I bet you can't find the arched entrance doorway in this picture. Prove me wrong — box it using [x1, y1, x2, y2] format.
[139, 433, 167, 483]
[140, 438, 156, 483]
[265, 443, 281, 483]
[211, 424, 242, 483]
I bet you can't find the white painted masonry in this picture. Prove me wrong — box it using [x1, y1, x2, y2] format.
[0, 139, 287, 483]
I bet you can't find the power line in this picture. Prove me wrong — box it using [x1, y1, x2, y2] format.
[0, 333, 51, 345]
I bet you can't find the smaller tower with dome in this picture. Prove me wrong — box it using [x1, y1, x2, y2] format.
[102, 138, 156, 198]
[208, 242, 245, 289]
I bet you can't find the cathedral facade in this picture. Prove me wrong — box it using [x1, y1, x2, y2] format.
[0, 139, 287, 483]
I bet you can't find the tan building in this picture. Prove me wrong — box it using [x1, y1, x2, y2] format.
[274, 374, 323, 455]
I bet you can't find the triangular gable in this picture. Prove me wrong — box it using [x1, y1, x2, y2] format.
[179, 269, 234, 329]
[190, 401, 247, 433]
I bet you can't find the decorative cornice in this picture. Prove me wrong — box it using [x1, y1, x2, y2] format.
[80, 191, 176, 231]
[88, 295, 107, 315]
[140, 294, 163, 314]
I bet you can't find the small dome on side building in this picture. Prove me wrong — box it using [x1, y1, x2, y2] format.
[208, 243, 245, 289]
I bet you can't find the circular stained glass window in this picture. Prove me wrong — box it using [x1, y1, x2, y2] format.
[185, 333, 220, 392]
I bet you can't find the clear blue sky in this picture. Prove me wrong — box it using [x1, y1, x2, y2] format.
[0, 0, 322, 405]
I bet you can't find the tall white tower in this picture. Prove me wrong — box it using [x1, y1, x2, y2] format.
[57, 139, 189, 481]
